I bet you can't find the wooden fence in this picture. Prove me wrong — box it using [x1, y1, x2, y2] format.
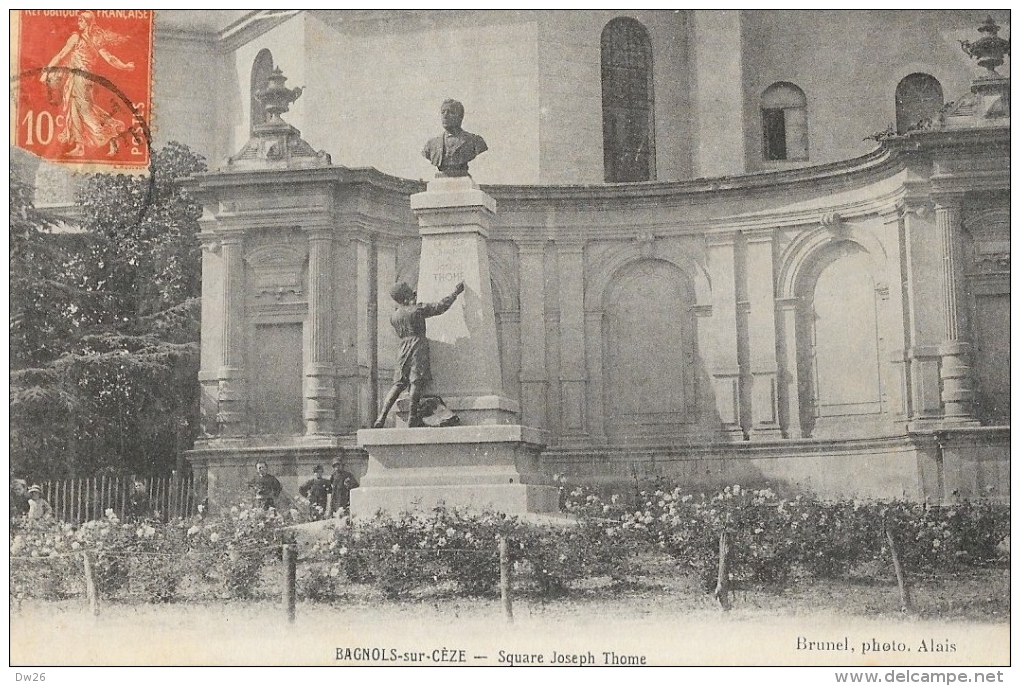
[40, 474, 199, 524]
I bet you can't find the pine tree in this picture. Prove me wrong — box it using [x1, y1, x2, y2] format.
[10, 142, 207, 481]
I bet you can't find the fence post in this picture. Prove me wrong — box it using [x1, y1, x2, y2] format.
[82, 552, 101, 617]
[713, 530, 731, 611]
[282, 544, 297, 624]
[885, 525, 912, 613]
[499, 536, 514, 625]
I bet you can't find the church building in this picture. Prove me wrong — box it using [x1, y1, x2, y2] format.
[29, 11, 1012, 505]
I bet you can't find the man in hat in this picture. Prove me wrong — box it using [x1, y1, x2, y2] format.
[329, 458, 359, 516]
[248, 461, 283, 511]
[298, 465, 332, 520]
[126, 478, 153, 521]
[373, 279, 465, 428]
[26, 485, 53, 521]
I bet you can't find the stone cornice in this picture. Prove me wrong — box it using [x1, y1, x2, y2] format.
[483, 146, 899, 205]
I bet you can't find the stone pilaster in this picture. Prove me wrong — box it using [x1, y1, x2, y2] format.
[933, 195, 978, 424]
[217, 231, 246, 436]
[743, 227, 782, 438]
[776, 297, 803, 438]
[705, 230, 743, 439]
[518, 240, 549, 430]
[197, 230, 222, 438]
[557, 242, 588, 440]
[304, 227, 336, 434]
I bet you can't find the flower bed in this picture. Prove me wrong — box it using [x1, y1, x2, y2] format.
[10, 483, 1009, 607]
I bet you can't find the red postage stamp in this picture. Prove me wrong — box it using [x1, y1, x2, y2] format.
[12, 10, 154, 170]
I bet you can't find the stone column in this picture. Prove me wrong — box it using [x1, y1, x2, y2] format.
[217, 230, 246, 436]
[557, 241, 588, 440]
[197, 230, 222, 438]
[705, 231, 743, 439]
[744, 228, 782, 438]
[934, 195, 978, 424]
[518, 240, 549, 430]
[776, 297, 803, 438]
[303, 227, 336, 434]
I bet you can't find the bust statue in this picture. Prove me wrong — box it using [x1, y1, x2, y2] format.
[422, 99, 488, 177]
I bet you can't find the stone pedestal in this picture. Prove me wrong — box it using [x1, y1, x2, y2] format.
[352, 425, 558, 514]
[354, 175, 557, 516]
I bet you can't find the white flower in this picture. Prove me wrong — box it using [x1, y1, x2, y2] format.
[187, 525, 200, 536]
[71, 541, 81, 550]
[438, 537, 447, 547]
[446, 527, 456, 537]
[338, 546, 348, 556]
[136, 528, 145, 537]
[209, 532, 221, 543]
[391, 544, 401, 552]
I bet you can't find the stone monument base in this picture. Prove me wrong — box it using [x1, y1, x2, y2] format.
[352, 425, 559, 516]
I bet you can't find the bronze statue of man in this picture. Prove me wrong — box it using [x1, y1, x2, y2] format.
[374, 280, 465, 428]
[422, 99, 488, 177]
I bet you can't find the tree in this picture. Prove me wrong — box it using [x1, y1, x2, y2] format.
[10, 142, 207, 481]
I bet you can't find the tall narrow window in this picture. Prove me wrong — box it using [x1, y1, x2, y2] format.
[761, 82, 808, 161]
[250, 49, 275, 133]
[895, 73, 943, 133]
[601, 18, 654, 182]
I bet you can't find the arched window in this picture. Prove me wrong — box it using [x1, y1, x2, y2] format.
[601, 18, 655, 182]
[761, 82, 808, 162]
[250, 49, 275, 133]
[895, 73, 944, 134]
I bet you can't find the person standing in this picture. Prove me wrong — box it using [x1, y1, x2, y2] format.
[248, 461, 282, 511]
[126, 479, 153, 521]
[298, 465, 331, 520]
[329, 459, 359, 516]
[10, 479, 30, 522]
[26, 485, 53, 522]
[373, 280, 465, 428]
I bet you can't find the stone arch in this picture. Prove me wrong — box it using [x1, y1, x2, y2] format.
[586, 241, 711, 312]
[895, 73, 944, 133]
[792, 240, 886, 437]
[777, 220, 887, 300]
[250, 49, 274, 133]
[598, 257, 699, 441]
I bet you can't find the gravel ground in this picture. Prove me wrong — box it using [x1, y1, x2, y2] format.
[10, 568, 1009, 667]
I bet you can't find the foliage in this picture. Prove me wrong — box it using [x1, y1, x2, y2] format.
[317, 506, 635, 600]
[9, 506, 296, 603]
[9, 491, 1009, 607]
[10, 142, 207, 480]
[566, 482, 1011, 590]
